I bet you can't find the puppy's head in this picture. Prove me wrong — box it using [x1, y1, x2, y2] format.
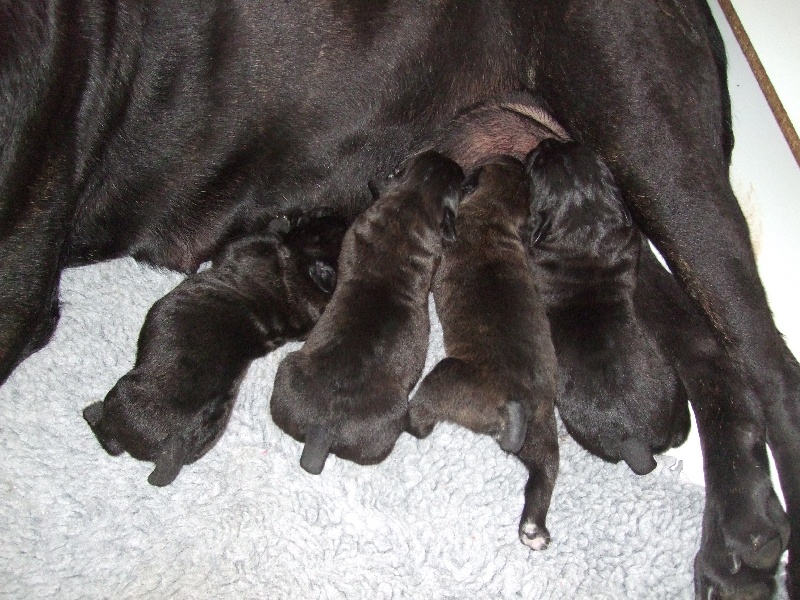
[370, 151, 464, 243]
[460, 155, 529, 228]
[524, 139, 633, 251]
[280, 210, 348, 297]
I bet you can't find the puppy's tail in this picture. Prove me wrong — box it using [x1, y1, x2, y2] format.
[619, 438, 657, 476]
[409, 357, 527, 454]
[148, 435, 189, 487]
[300, 425, 334, 475]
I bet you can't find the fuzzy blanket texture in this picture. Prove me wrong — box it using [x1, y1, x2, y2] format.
[0, 258, 789, 599]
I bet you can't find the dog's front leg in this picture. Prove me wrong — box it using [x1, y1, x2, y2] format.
[531, 0, 795, 596]
[637, 246, 790, 599]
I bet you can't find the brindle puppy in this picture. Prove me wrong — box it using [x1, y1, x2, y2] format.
[523, 139, 690, 475]
[408, 155, 559, 551]
[83, 211, 347, 486]
[270, 151, 463, 475]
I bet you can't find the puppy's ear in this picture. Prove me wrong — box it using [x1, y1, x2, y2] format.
[525, 138, 563, 173]
[301, 425, 334, 475]
[524, 210, 552, 247]
[440, 190, 461, 243]
[83, 401, 125, 456]
[148, 435, 188, 487]
[308, 260, 337, 294]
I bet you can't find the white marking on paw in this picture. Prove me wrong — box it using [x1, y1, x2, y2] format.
[519, 521, 550, 551]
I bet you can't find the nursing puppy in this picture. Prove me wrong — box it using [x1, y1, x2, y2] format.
[83, 211, 347, 486]
[523, 139, 690, 475]
[270, 151, 463, 475]
[409, 156, 559, 550]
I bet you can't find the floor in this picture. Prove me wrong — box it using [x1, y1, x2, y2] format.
[665, 1, 800, 494]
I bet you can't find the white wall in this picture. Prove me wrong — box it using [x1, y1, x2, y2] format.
[729, 0, 800, 132]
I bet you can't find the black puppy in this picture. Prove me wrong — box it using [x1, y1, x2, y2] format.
[523, 139, 690, 475]
[83, 211, 347, 485]
[270, 151, 463, 475]
[409, 156, 559, 550]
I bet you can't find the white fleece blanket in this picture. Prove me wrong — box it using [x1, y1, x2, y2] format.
[0, 258, 788, 599]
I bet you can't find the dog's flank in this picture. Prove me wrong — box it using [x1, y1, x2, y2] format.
[409, 155, 559, 550]
[83, 212, 347, 485]
[270, 151, 463, 473]
[523, 139, 689, 476]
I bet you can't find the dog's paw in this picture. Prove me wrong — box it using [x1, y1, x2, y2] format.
[694, 547, 778, 600]
[496, 401, 527, 454]
[694, 477, 788, 599]
[722, 490, 789, 573]
[518, 519, 551, 551]
[406, 405, 436, 439]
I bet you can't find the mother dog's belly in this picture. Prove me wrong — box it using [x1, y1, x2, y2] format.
[61, 0, 535, 271]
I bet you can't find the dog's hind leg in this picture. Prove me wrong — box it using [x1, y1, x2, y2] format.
[408, 357, 527, 453]
[516, 405, 559, 551]
[532, 0, 795, 595]
[0, 3, 94, 386]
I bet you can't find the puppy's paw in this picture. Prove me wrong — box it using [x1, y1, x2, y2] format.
[496, 401, 527, 454]
[518, 519, 551, 551]
[407, 405, 436, 439]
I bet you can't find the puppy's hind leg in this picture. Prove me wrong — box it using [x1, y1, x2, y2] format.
[517, 406, 559, 551]
[82, 401, 125, 456]
[408, 357, 527, 453]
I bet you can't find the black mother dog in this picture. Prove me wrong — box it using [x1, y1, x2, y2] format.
[1, 2, 797, 597]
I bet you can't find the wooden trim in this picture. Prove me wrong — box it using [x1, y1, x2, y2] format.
[718, 0, 800, 168]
